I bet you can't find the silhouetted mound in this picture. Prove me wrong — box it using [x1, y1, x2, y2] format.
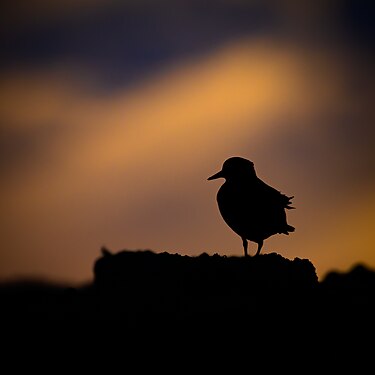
[90, 249, 320, 326]
[0, 279, 92, 320]
[319, 263, 375, 323]
[321, 263, 375, 291]
[94, 249, 317, 294]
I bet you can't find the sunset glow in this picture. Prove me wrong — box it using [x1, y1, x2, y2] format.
[1, 1, 374, 284]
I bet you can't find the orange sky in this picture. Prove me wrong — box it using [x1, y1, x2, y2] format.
[1, 1, 374, 284]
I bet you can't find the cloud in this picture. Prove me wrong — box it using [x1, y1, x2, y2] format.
[8, 0, 373, 93]
[1, 1, 281, 92]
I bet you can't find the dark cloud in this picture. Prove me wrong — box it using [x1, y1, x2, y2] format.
[1, 1, 373, 93]
[0, 1, 279, 92]
[339, 0, 375, 48]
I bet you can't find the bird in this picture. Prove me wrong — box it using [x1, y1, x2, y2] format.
[207, 156, 295, 256]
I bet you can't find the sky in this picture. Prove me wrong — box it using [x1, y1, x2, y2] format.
[1, 0, 374, 284]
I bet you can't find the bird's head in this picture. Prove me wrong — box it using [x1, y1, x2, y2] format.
[207, 157, 256, 181]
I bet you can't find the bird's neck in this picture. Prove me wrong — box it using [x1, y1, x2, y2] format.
[226, 175, 257, 184]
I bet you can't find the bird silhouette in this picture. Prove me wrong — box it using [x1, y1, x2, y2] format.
[208, 157, 295, 256]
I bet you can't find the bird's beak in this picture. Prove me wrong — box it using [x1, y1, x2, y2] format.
[207, 170, 224, 180]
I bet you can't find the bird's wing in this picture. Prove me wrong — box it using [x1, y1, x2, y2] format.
[256, 179, 295, 209]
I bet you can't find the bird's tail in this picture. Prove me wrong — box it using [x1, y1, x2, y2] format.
[281, 225, 295, 235]
[286, 195, 295, 209]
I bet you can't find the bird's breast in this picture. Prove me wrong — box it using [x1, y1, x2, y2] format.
[216, 183, 259, 228]
[217, 183, 257, 211]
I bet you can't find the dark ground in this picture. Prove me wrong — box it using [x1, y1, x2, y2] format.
[2, 248, 374, 367]
[1, 249, 374, 329]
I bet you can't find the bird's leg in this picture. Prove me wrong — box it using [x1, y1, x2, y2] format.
[242, 237, 248, 257]
[255, 240, 263, 256]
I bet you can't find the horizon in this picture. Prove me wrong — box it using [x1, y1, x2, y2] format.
[0, 247, 373, 286]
